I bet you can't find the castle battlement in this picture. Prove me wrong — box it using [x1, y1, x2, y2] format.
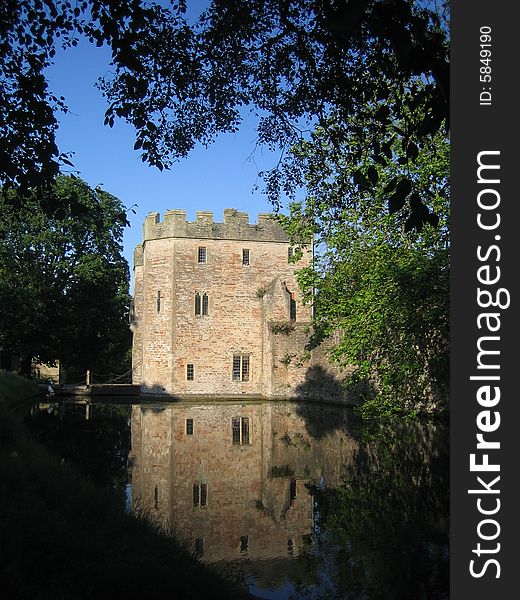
[142, 208, 289, 243]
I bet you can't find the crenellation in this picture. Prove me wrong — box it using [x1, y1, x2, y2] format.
[196, 210, 214, 225]
[141, 208, 291, 243]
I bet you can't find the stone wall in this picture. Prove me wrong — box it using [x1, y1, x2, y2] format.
[132, 209, 319, 398]
[132, 208, 354, 402]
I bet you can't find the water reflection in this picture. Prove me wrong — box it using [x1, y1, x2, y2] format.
[25, 399, 448, 599]
[129, 402, 359, 564]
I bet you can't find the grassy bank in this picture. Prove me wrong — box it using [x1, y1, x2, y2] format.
[0, 375, 247, 599]
[0, 370, 40, 413]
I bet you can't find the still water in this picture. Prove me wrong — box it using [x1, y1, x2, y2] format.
[25, 398, 449, 600]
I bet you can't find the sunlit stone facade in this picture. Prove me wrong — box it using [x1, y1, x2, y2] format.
[131, 209, 345, 399]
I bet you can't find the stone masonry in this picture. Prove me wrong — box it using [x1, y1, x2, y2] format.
[131, 208, 350, 399]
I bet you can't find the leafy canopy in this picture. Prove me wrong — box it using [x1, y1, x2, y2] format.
[280, 111, 449, 416]
[0, 175, 131, 372]
[2, 0, 448, 226]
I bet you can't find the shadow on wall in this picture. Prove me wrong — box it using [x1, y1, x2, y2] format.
[138, 383, 183, 402]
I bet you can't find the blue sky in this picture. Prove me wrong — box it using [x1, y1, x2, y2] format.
[45, 37, 278, 274]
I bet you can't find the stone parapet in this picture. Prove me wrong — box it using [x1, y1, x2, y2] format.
[142, 209, 290, 243]
[133, 244, 144, 268]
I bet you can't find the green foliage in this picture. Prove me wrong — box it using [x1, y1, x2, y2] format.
[281, 118, 449, 417]
[0, 176, 131, 372]
[2, 1, 448, 230]
[99, 0, 449, 227]
[268, 320, 296, 335]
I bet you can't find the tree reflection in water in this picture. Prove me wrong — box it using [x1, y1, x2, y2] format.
[26, 399, 448, 599]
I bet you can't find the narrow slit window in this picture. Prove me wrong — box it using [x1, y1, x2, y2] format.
[198, 247, 207, 263]
[129, 298, 135, 324]
[187, 364, 194, 381]
[290, 296, 297, 321]
[200, 482, 207, 508]
[242, 249, 250, 266]
[154, 485, 159, 510]
[232, 417, 241, 445]
[240, 535, 249, 553]
[195, 538, 204, 557]
[288, 247, 294, 262]
[193, 483, 200, 508]
[290, 478, 297, 502]
[241, 355, 250, 382]
[195, 292, 201, 316]
[156, 290, 161, 313]
[241, 417, 250, 444]
[186, 418, 194, 435]
[202, 293, 209, 316]
[232, 355, 241, 381]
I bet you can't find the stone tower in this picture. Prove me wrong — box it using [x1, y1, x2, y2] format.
[131, 209, 314, 398]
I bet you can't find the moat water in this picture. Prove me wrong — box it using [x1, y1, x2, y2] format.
[24, 398, 449, 599]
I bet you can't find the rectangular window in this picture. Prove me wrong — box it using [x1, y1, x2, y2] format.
[232, 354, 250, 382]
[242, 249, 250, 266]
[288, 247, 294, 262]
[193, 481, 207, 508]
[232, 417, 251, 445]
[187, 364, 194, 381]
[240, 535, 249, 553]
[241, 355, 250, 382]
[186, 418, 194, 435]
[198, 247, 207, 263]
[232, 355, 241, 381]
[241, 417, 250, 444]
[232, 417, 241, 444]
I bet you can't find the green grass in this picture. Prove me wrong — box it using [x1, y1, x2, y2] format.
[0, 371, 40, 413]
[0, 375, 248, 599]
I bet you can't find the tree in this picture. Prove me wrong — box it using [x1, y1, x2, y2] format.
[2, 1, 449, 227]
[0, 176, 131, 375]
[278, 112, 449, 416]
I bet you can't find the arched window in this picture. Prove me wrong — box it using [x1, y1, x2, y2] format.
[195, 292, 209, 316]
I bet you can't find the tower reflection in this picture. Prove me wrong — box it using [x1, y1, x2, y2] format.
[129, 401, 358, 562]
